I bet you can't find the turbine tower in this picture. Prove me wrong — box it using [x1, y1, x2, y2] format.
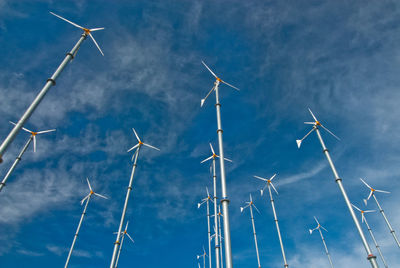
[65, 178, 108, 268]
[197, 246, 207, 268]
[360, 178, 400, 248]
[309, 216, 334, 268]
[240, 194, 262, 268]
[0, 122, 55, 192]
[296, 108, 379, 268]
[201, 142, 232, 268]
[254, 174, 288, 267]
[114, 221, 135, 268]
[200, 61, 239, 268]
[198, 187, 214, 268]
[352, 204, 388, 268]
[109, 128, 159, 268]
[0, 12, 104, 163]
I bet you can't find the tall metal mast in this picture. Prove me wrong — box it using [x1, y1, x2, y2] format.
[309, 217, 334, 268]
[198, 188, 213, 268]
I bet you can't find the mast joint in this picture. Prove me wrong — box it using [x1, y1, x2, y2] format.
[46, 78, 56, 86]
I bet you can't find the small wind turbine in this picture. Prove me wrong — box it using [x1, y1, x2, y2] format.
[201, 142, 232, 268]
[360, 178, 400, 248]
[198, 187, 214, 268]
[200, 61, 239, 268]
[0, 12, 104, 162]
[240, 194, 262, 268]
[352, 204, 388, 268]
[114, 221, 135, 268]
[254, 174, 288, 268]
[0, 122, 55, 192]
[296, 108, 379, 268]
[197, 246, 207, 268]
[65, 178, 108, 268]
[309, 216, 334, 268]
[109, 128, 160, 268]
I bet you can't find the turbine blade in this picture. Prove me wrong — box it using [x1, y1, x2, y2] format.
[308, 108, 318, 122]
[200, 155, 213, 163]
[86, 177, 93, 191]
[351, 204, 362, 212]
[80, 194, 89, 205]
[367, 190, 373, 200]
[252, 204, 261, 214]
[320, 124, 340, 141]
[221, 79, 240, 91]
[223, 157, 233, 162]
[260, 183, 268, 196]
[209, 143, 215, 155]
[320, 226, 328, 232]
[363, 199, 368, 206]
[201, 86, 215, 107]
[304, 122, 316, 125]
[94, 192, 108, 200]
[125, 221, 130, 230]
[88, 32, 104, 56]
[249, 194, 253, 202]
[126, 232, 135, 243]
[364, 210, 376, 213]
[360, 178, 372, 189]
[36, 129, 56, 134]
[314, 216, 320, 225]
[375, 189, 390, 194]
[206, 187, 210, 197]
[89, 27, 105, 31]
[127, 143, 139, 152]
[49, 12, 84, 30]
[143, 142, 160, 151]
[270, 182, 279, 195]
[33, 136, 37, 152]
[362, 213, 365, 223]
[270, 174, 277, 181]
[201, 61, 218, 79]
[9, 121, 32, 133]
[132, 128, 141, 142]
[253, 175, 267, 181]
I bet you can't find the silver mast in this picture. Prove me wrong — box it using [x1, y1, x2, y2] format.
[297, 109, 379, 267]
[212, 157, 221, 268]
[364, 216, 388, 268]
[198, 188, 213, 268]
[218, 205, 224, 268]
[0, 12, 104, 162]
[310, 217, 334, 268]
[115, 221, 134, 268]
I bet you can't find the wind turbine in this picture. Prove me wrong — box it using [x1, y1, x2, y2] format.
[360, 178, 400, 248]
[198, 187, 214, 268]
[0, 122, 55, 192]
[65, 178, 108, 268]
[114, 221, 135, 268]
[240, 194, 262, 268]
[0, 12, 104, 163]
[201, 142, 232, 268]
[197, 246, 207, 268]
[296, 108, 379, 268]
[109, 128, 160, 268]
[200, 61, 239, 268]
[254, 174, 288, 268]
[309, 216, 334, 268]
[352, 204, 388, 268]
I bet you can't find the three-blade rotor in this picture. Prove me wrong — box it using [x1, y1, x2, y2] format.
[197, 187, 213, 208]
[50, 11, 105, 56]
[309, 216, 328, 234]
[80, 177, 108, 205]
[254, 173, 278, 196]
[127, 128, 160, 161]
[200, 61, 239, 107]
[360, 178, 390, 205]
[200, 143, 233, 163]
[296, 108, 340, 148]
[352, 203, 375, 223]
[10, 121, 56, 153]
[240, 194, 261, 214]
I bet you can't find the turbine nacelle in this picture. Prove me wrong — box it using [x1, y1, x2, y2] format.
[254, 174, 279, 196]
[127, 128, 160, 161]
[10, 121, 56, 153]
[200, 142, 233, 163]
[80, 178, 108, 205]
[360, 178, 390, 205]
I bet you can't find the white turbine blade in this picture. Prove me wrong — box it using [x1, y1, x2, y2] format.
[363, 199, 368, 206]
[206, 187, 210, 197]
[89, 27, 105, 31]
[9, 121, 32, 133]
[201, 61, 218, 79]
[320, 225, 328, 232]
[320, 124, 341, 141]
[126, 232, 135, 243]
[270, 182, 279, 195]
[33, 136, 37, 152]
[269, 174, 277, 181]
[88, 32, 104, 56]
[223, 157, 233, 162]
[201, 155, 213, 163]
[314, 216, 320, 226]
[143, 142, 160, 151]
[220, 79, 240, 91]
[36, 129, 56, 134]
[131, 148, 139, 162]
[127, 143, 139, 152]
[49, 12, 85, 30]
[249, 194, 253, 202]
[351, 204, 362, 212]
[362, 213, 366, 223]
[360, 178, 372, 189]
[308, 108, 318, 122]
[209, 143, 215, 155]
[201, 86, 215, 107]
[253, 175, 267, 181]
[80, 194, 89, 205]
[132, 128, 141, 142]
[304, 122, 316, 125]
[252, 204, 261, 214]
[364, 210, 376, 213]
[86, 178, 93, 191]
[125, 221, 130, 230]
[94, 192, 108, 200]
[260, 183, 268, 196]
[367, 190, 373, 200]
[375, 189, 390, 194]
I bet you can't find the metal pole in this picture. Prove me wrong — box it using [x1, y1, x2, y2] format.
[65, 194, 91, 268]
[110, 146, 140, 268]
[206, 197, 212, 268]
[317, 228, 334, 268]
[249, 205, 261, 268]
[267, 184, 288, 267]
[0, 34, 87, 163]
[114, 232, 126, 268]
[373, 194, 400, 248]
[212, 158, 221, 268]
[364, 216, 388, 268]
[214, 82, 233, 268]
[314, 127, 379, 267]
[218, 205, 224, 268]
[0, 135, 33, 192]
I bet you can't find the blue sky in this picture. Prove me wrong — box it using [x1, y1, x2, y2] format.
[0, 0, 400, 267]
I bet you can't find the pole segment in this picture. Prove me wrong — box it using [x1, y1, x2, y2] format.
[314, 127, 378, 267]
[317, 228, 334, 268]
[206, 196, 212, 268]
[110, 146, 140, 268]
[267, 184, 288, 267]
[214, 82, 233, 268]
[115, 232, 126, 268]
[0, 135, 33, 192]
[65, 194, 91, 268]
[218, 205, 224, 268]
[249, 205, 261, 268]
[364, 216, 388, 268]
[0, 34, 87, 163]
[212, 158, 221, 268]
[372, 194, 400, 248]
